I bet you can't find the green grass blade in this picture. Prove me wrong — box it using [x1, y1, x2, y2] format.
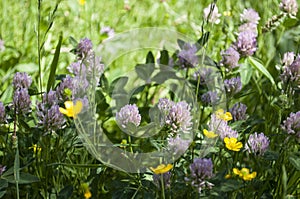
[46, 33, 63, 92]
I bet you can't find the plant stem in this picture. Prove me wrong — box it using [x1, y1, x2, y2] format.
[161, 174, 165, 199]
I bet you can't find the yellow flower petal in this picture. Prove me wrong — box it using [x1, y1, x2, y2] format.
[203, 129, 218, 138]
[233, 168, 240, 175]
[224, 137, 243, 151]
[215, 109, 233, 121]
[150, 164, 173, 174]
[59, 100, 83, 118]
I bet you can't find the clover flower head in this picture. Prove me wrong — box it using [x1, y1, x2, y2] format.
[229, 102, 247, 121]
[185, 158, 214, 193]
[153, 172, 171, 190]
[220, 46, 240, 69]
[279, 0, 298, 16]
[116, 104, 141, 128]
[238, 23, 258, 36]
[236, 31, 257, 57]
[37, 104, 65, 132]
[201, 91, 219, 105]
[56, 76, 74, 100]
[280, 55, 300, 83]
[77, 38, 93, 58]
[203, 3, 221, 24]
[13, 72, 32, 89]
[209, 113, 238, 139]
[282, 52, 295, 66]
[224, 77, 242, 95]
[100, 26, 115, 38]
[0, 102, 5, 123]
[282, 111, 300, 138]
[165, 101, 193, 132]
[13, 88, 31, 114]
[245, 132, 270, 155]
[67, 62, 87, 76]
[240, 8, 260, 24]
[167, 135, 191, 155]
[193, 68, 214, 84]
[178, 43, 198, 68]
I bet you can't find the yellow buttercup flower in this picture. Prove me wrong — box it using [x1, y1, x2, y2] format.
[223, 11, 232, 17]
[78, 0, 86, 6]
[215, 109, 233, 121]
[203, 129, 218, 138]
[59, 100, 83, 118]
[233, 168, 256, 181]
[81, 183, 91, 199]
[150, 164, 173, 174]
[225, 174, 231, 179]
[224, 137, 243, 151]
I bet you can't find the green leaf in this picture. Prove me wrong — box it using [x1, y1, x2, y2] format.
[0, 179, 8, 189]
[58, 185, 73, 199]
[69, 36, 78, 47]
[289, 156, 300, 170]
[4, 172, 39, 184]
[239, 59, 253, 85]
[146, 51, 155, 64]
[14, 148, 20, 186]
[248, 56, 275, 85]
[135, 64, 154, 82]
[196, 32, 210, 50]
[47, 33, 63, 92]
[159, 50, 169, 65]
[177, 39, 186, 49]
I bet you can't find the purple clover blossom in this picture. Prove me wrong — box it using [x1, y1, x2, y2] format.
[185, 158, 214, 193]
[167, 135, 191, 155]
[67, 62, 87, 76]
[37, 104, 65, 132]
[209, 114, 238, 139]
[279, 0, 298, 16]
[245, 132, 270, 155]
[193, 68, 214, 84]
[77, 38, 93, 58]
[235, 31, 257, 57]
[153, 172, 171, 190]
[280, 55, 300, 83]
[0, 102, 5, 123]
[13, 88, 31, 114]
[13, 72, 32, 89]
[201, 91, 219, 105]
[220, 46, 240, 69]
[203, 3, 221, 24]
[229, 103, 247, 121]
[158, 98, 175, 115]
[84, 51, 105, 84]
[282, 52, 295, 66]
[116, 104, 141, 128]
[56, 76, 74, 100]
[165, 101, 193, 132]
[100, 26, 115, 38]
[224, 77, 242, 95]
[282, 111, 300, 138]
[178, 43, 198, 68]
[240, 8, 260, 24]
[238, 23, 258, 36]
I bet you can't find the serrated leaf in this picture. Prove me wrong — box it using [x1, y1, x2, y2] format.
[146, 51, 155, 64]
[248, 56, 275, 85]
[47, 33, 63, 92]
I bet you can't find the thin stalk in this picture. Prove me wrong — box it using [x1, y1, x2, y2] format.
[161, 174, 165, 199]
[37, 0, 43, 97]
